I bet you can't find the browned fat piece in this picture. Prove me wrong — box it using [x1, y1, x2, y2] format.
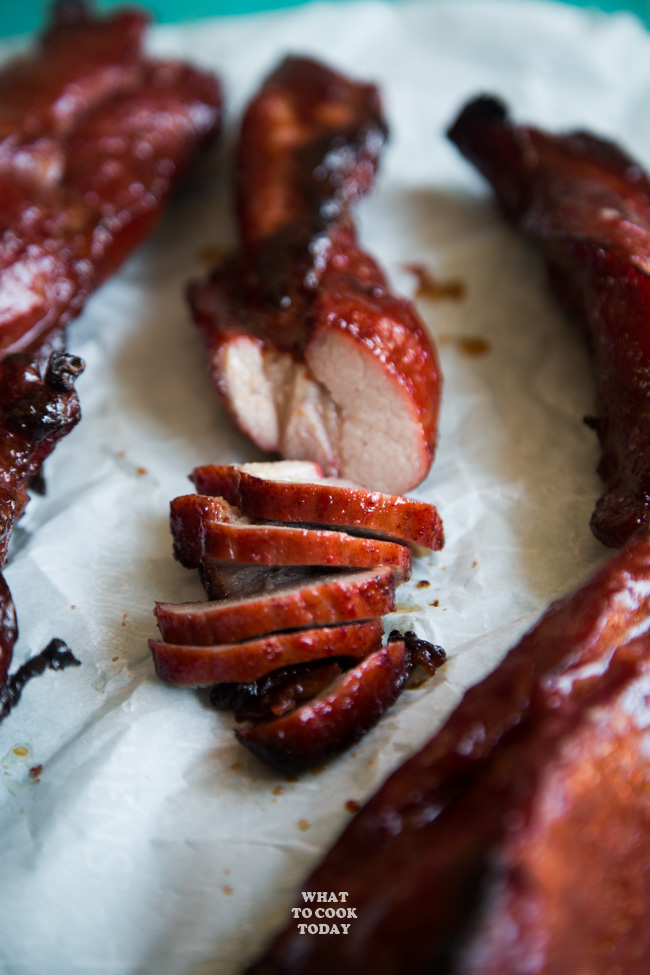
[191, 462, 444, 550]
[154, 566, 396, 645]
[246, 528, 650, 974]
[149, 619, 383, 685]
[170, 495, 413, 581]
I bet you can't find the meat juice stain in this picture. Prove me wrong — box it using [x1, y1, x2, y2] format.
[0, 638, 80, 723]
[345, 799, 360, 813]
[438, 333, 491, 357]
[403, 263, 466, 301]
[273, 786, 284, 796]
[199, 245, 230, 265]
[458, 336, 490, 357]
[222, 885, 234, 895]
[416, 580, 431, 589]
[297, 819, 311, 832]
[29, 764, 42, 781]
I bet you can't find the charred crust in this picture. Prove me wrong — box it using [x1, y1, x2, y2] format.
[389, 628, 446, 675]
[45, 353, 85, 392]
[447, 95, 509, 144]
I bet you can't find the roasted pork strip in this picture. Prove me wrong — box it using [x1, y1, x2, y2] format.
[0, 2, 221, 679]
[189, 57, 441, 495]
[170, 494, 413, 580]
[1, 53, 222, 358]
[247, 528, 650, 974]
[0, 351, 83, 681]
[449, 96, 650, 547]
[0, 3, 146, 144]
[149, 619, 383, 685]
[237, 637, 413, 774]
[191, 463, 444, 550]
[154, 566, 396, 646]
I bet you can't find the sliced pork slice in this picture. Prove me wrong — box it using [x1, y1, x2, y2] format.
[149, 619, 383, 685]
[154, 566, 396, 646]
[193, 460, 324, 506]
[171, 494, 413, 580]
[236, 637, 412, 773]
[191, 462, 444, 550]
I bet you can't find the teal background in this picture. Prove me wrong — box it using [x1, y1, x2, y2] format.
[1, 0, 649, 38]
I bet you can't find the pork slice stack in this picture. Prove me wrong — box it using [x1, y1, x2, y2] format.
[149, 461, 445, 771]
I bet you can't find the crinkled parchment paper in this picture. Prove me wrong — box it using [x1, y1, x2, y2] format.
[2, 1, 650, 971]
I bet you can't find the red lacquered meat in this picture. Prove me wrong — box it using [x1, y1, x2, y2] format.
[247, 528, 650, 974]
[0, 351, 83, 681]
[191, 462, 444, 550]
[154, 566, 396, 646]
[235, 55, 385, 249]
[237, 638, 412, 774]
[0, 2, 146, 144]
[189, 57, 441, 495]
[170, 494, 413, 581]
[449, 96, 650, 547]
[149, 619, 383, 685]
[191, 460, 324, 505]
[0, 2, 222, 684]
[0, 59, 222, 359]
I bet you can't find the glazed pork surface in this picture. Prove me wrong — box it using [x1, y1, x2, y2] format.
[449, 96, 650, 548]
[0, 1, 222, 681]
[170, 494, 413, 581]
[154, 565, 397, 646]
[191, 462, 444, 550]
[246, 528, 650, 973]
[149, 619, 384, 686]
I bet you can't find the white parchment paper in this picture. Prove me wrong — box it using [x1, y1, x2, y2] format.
[2, 1, 650, 971]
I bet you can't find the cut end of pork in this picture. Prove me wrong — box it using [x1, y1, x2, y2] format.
[305, 322, 439, 496]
